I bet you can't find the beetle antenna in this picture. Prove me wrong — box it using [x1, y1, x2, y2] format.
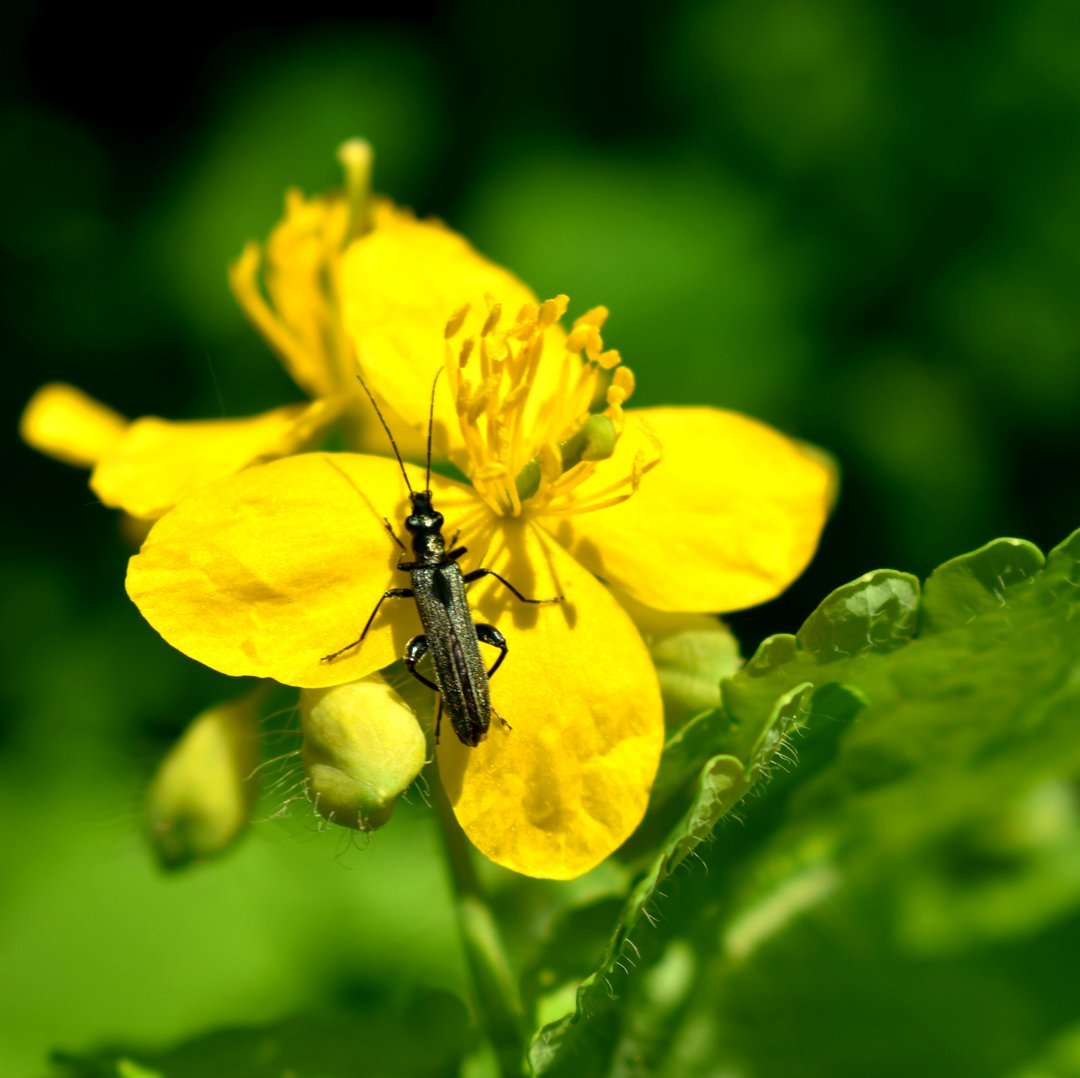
[425, 367, 443, 494]
[355, 372, 414, 496]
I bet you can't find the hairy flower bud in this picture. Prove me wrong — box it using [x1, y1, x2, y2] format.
[300, 675, 426, 831]
[146, 689, 261, 869]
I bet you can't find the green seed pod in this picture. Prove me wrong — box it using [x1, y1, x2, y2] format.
[300, 675, 426, 831]
[146, 689, 262, 870]
[559, 413, 619, 471]
[577, 413, 618, 462]
[515, 413, 619, 501]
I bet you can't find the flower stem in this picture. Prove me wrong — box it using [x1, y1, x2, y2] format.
[430, 768, 526, 1077]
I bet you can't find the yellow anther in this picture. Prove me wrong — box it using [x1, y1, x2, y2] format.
[564, 324, 596, 354]
[501, 382, 531, 414]
[573, 305, 609, 330]
[446, 290, 645, 521]
[467, 387, 490, 424]
[481, 302, 503, 337]
[485, 335, 509, 365]
[445, 303, 471, 339]
[456, 379, 473, 416]
[607, 383, 628, 407]
[538, 295, 570, 328]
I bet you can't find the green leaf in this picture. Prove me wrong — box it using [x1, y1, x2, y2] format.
[48, 993, 473, 1078]
[705, 530, 1080, 1077]
[529, 684, 807, 1075]
[529, 528, 1080, 1077]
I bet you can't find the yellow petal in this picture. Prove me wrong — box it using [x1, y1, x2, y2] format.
[339, 211, 543, 447]
[546, 407, 834, 613]
[91, 399, 339, 519]
[438, 520, 663, 880]
[20, 383, 127, 467]
[229, 241, 338, 401]
[228, 180, 359, 400]
[126, 453, 492, 687]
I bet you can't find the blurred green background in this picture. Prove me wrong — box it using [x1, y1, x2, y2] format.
[2, 1, 1079, 1075]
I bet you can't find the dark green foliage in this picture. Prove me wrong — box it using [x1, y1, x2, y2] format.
[529, 529, 1080, 1076]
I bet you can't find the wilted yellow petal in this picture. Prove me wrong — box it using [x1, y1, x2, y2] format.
[20, 382, 127, 467]
[301, 674, 426, 831]
[91, 399, 338, 519]
[146, 687, 262, 869]
[548, 408, 834, 613]
[126, 452, 493, 688]
[438, 520, 663, 880]
[339, 212, 551, 451]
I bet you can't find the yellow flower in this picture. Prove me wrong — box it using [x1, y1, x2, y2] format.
[125, 213, 834, 880]
[18, 140, 402, 520]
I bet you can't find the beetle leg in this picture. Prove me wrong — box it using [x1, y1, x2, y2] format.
[462, 567, 562, 604]
[320, 587, 413, 663]
[403, 634, 439, 693]
[475, 623, 508, 678]
[383, 517, 407, 551]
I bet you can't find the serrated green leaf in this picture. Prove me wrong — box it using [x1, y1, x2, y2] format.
[529, 528, 1080, 1078]
[613, 611, 742, 866]
[529, 682, 808, 1074]
[710, 530, 1080, 1077]
[528, 752, 752, 1077]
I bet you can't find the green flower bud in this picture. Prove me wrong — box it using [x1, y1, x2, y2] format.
[146, 689, 262, 870]
[300, 675, 426, 831]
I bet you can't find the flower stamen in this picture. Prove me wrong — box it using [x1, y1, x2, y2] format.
[444, 294, 649, 519]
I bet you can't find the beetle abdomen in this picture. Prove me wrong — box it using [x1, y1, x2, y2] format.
[412, 564, 491, 746]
